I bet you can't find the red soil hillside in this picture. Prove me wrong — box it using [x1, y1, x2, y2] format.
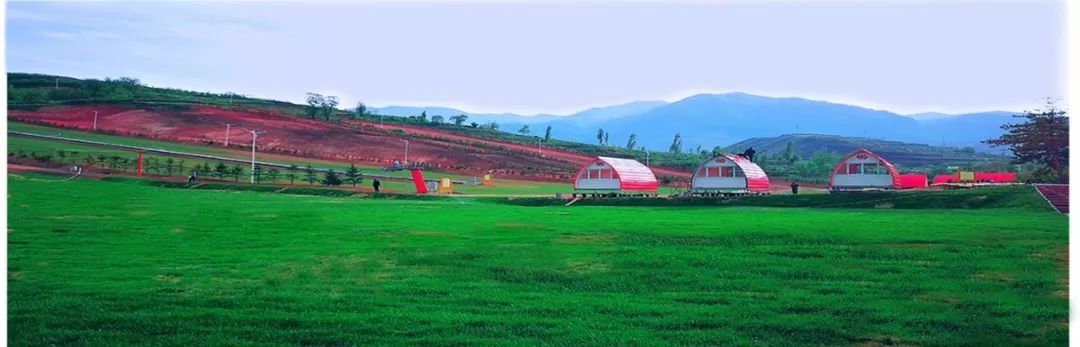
[9, 105, 691, 181]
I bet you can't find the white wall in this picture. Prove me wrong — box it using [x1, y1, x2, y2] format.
[575, 161, 620, 190]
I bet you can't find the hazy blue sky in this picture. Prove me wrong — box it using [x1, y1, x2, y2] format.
[6, 1, 1066, 115]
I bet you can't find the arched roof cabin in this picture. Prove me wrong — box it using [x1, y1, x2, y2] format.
[690, 153, 770, 193]
[573, 156, 658, 192]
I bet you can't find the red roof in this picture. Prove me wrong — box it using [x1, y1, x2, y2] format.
[691, 153, 770, 192]
[828, 148, 901, 189]
[573, 156, 658, 191]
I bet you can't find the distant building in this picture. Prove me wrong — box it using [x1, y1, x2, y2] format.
[828, 148, 901, 191]
[690, 153, 769, 194]
[573, 156, 658, 193]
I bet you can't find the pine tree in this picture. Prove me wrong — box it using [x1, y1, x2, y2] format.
[626, 134, 637, 150]
[344, 164, 363, 187]
[322, 169, 343, 186]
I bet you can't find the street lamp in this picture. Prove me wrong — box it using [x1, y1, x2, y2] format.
[645, 150, 650, 167]
[224, 124, 233, 147]
[537, 137, 543, 156]
[403, 140, 409, 165]
[92, 110, 99, 131]
[242, 129, 266, 183]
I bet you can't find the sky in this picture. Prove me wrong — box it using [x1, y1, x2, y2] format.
[5, 1, 1067, 116]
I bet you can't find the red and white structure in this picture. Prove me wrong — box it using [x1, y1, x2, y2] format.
[573, 156, 658, 193]
[828, 148, 901, 191]
[690, 153, 770, 194]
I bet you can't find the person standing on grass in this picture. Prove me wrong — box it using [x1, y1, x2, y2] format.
[372, 178, 381, 192]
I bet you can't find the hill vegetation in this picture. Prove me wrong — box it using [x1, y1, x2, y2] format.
[7, 72, 1019, 184]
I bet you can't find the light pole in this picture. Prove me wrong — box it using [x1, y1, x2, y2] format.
[224, 124, 233, 147]
[537, 137, 543, 156]
[92, 110, 99, 131]
[243, 129, 266, 183]
[403, 140, 409, 165]
[645, 150, 650, 167]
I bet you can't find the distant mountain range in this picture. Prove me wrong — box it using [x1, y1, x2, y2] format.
[373, 93, 1017, 155]
[728, 134, 1003, 168]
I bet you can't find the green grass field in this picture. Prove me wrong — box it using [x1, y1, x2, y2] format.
[8, 174, 1067, 345]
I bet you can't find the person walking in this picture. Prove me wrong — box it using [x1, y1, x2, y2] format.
[372, 178, 381, 192]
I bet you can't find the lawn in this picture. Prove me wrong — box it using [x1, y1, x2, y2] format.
[7, 174, 1068, 345]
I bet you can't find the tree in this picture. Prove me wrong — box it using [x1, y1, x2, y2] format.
[544, 125, 552, 142]
[322, 96, 339, 120]
[486, 122, 500, 130]
[518, 125, 531, 135]
[305, 93, 324, 119]
[164, 158, 176, 175]
[230, 165, 244, 181]
[781, 140, 799, 164]
[603, 132, 610, 146]
[267, 168, 281, 183]
[431, 115, 444, 124]
[596, 129, 605, 145]
[304, 165, 317, 184]
[213, 162, 229, 179]
[418, 111, 428, 123]
[355, 102, 367, 118]
[253, 166, 265, 183]
[322, 169, 343, 186]
[344, 164, 363, 187]
[984, 99, 1068, 182]
[450, 114, 468, 126]
[469, 122, 479, 128]
[669, 133, 683, 154]
[285, 164, 299, 184]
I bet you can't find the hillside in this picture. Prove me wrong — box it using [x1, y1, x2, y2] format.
[7, 72, 1012, 179]
[727, 134, 1004, 168]
[380, 93, 1017, 154]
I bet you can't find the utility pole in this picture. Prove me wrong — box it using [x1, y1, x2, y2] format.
[537, 138, 543, 156]
[243, 129, 266, 183]
[92, 110, 99, 131]
[403, 140, 409, 165]
[645, 150, 650, 167]
[224, 124, 233, 147]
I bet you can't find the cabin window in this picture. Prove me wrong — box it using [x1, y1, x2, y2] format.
[698, 167, 707, 176]
[721, 166, 734, 177]
[837, 165, 847, 174]
[864, 163, 887, 175]
[734, 168, 745, 177]
[707, 167, 720, 177]
[600, 169, 612, 179]
[848, 164, 860, 174]
[588, 169, 599, 179]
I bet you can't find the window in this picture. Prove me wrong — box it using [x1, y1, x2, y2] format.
[588, 169, 599, 179]
[837, 165, 847, 174]
[848, 164, 860, 174]
[698, 167, 707, 176]
[707, 167, 720, 177]
[600, 169, 612, 179]
[721, 166, 734, 177]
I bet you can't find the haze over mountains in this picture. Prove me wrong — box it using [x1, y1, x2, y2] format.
[373, 93, 1016, 154]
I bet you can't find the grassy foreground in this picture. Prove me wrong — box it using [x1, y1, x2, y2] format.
[8, 174, 1068, 345]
